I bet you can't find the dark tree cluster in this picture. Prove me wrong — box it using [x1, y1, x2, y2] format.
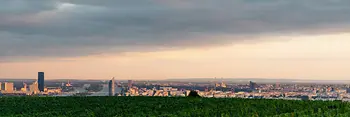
[0, 96, 349, 116]
[187, 90, 201, 98]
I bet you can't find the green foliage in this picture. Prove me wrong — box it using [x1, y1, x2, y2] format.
[0, 96, 349, 117]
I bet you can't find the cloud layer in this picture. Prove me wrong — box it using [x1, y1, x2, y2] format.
[1, 0, 350, 59]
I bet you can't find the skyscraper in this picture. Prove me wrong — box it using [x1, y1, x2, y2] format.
[38, 72, 45, 92]
[108, 77, 115, 96]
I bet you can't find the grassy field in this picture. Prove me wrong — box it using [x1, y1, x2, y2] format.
[0, 96, 349, 117]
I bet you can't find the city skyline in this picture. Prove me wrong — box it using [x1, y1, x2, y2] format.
[1, 0, 350, 80]
[2, 1, 350, 116]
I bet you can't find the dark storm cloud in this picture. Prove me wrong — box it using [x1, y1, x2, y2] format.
[1, 0, 350, 59]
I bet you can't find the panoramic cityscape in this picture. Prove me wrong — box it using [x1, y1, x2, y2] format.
[2, 0, 350, 116]
[2, 72, 350, 102]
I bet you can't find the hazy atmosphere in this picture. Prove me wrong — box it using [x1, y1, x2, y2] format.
[1, 0, 350, 80]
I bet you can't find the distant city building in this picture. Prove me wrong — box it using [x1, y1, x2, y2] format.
[117, 81, 122, 87]
[250, 81, 257, 90]
[0, 82, 2, 90]
[231, 88, 235, 93]
[347, 88, 350, 94]
[66, 80, 72, 87]
[331, 87, 335, 92]
[121, 87, 126, 96]
[215, 83, 220, 88]
[221, 82, 227, 88]
[214, 80, 227, 88]
[30, 81, 40, 94]
[83, 84, 91, 89]
[155, 85, 161, 90]
[38, 72, 45, 92]
[4, 82, 14, 92]
[108, 77, 115, 96]
[46, 87, 62, 94]
[205, 87, 209, 92]
[275, 83, 280, 88]
[160, 87, 172, 91]
[167, 91, 171, 97]
[21, 83, 27, 92]
[128, 80, 133, 89]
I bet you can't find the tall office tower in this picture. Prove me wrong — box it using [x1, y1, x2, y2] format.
[4, 82, 14, 92]
[38, 72, 45, 92]
[128, 80, 133, 89]
[0, 82, 2, 90]
[108, 77, 115, 96]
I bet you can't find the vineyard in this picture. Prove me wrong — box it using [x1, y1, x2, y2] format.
[0, 96, 350, 117]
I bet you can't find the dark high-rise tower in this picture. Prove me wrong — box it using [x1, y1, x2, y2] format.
[108, 77, 115, 96]
[38, 72, 45, 92]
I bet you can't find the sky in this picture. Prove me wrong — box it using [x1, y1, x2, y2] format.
[1, 0, 350, 80]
